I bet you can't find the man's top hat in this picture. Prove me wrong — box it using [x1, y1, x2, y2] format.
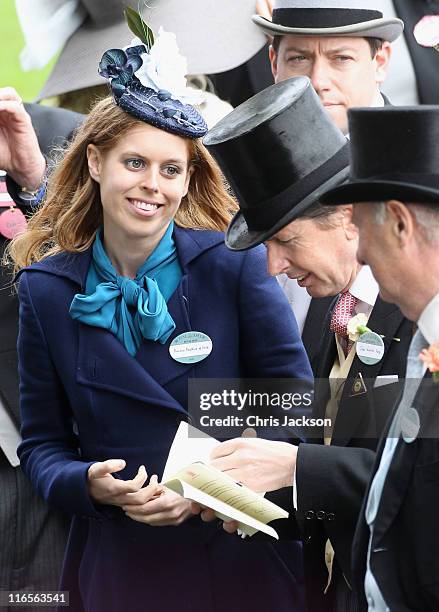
[203, 76, 349, 251]
[253, 0, 403, 42]
[37, 0, 266, 101]
[321, 106, 439, 206]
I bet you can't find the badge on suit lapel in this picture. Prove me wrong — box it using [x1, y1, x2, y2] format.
[401, 406, 421, 443]
[356, 331, 385, 365]
[347, 316, 385, 366]
[349, 372, 367, 397]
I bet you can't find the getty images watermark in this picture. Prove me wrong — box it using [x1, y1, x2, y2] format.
[188, 379, 332, 439]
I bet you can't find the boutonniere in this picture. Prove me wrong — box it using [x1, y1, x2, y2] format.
[347, 313, 369, 342]
[419, 344, 439, 382]
[413, 16, 439, 53]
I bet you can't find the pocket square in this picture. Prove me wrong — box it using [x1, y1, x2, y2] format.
[374, 375, 399, 389]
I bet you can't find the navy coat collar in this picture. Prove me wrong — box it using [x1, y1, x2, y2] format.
[20, 226, 225, 416]
[22, 226, 224, 289]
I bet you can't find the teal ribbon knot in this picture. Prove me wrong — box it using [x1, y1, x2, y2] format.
[70, 222, 181, 356]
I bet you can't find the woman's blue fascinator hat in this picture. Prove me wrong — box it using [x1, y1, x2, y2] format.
[98, 8, 208, 139]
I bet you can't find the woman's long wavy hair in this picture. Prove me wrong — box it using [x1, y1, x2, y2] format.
[9, 96, 237, 272]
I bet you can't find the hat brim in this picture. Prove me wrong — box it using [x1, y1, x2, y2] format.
[252, 15, 403, 43]
[38, 0, 266, 100]
[226, 166, 349, 251]
[321, 179, 439, 206]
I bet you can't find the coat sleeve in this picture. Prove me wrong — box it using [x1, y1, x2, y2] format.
[237, 245, 313, 380]
[296, 443, 375, 584]
[17, 271, 109, 519]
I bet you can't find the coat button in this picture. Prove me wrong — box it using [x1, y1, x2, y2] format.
[317, 510, 326, 520]
[305, 510, 315, 520]
[327, 512, 335, 521]
[367, 595, 374, 608]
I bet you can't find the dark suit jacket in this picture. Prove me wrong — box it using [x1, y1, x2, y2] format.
[293, 296, 413, 612]
[0, 103, 83, 594]
[352, 377, 439, 611]
[17, 228, 311, 612]
[393, 0, 439, 104]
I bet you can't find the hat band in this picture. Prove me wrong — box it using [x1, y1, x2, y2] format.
[244, 144, 349, 232]
[272, 8, 383, 29]
[354, 172, 439, 186]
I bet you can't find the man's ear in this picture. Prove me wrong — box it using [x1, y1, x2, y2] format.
[87, 144, 102, 183]
[269, 45, 278, 80]
[374, 41, 391, 85]
[386, 199, 414, 246]
[340, 204, 358, 240]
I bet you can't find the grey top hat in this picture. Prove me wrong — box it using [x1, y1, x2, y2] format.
[37, 0, 266, 101]
[253, 0, 403, 43]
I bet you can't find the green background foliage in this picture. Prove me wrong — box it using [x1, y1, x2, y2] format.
[0, 0, 58, 100]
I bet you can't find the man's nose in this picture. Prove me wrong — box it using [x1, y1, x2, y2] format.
[309, 58, 332, 94]
[266, 244, 290, 276]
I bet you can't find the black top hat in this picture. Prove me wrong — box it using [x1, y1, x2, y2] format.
[253, 1, 403, 43]
[203, 77, 349, 251]
[321, 107, 439, 206]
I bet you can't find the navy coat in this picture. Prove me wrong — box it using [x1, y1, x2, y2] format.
[17, 227, 312, 612]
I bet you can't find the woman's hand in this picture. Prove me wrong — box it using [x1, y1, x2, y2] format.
[87, 460, 161, 507]
[191, 504, 241, 535]
[123, 486, 193, 526]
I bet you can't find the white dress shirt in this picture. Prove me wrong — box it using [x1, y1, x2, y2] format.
[277, 274, 312, 335]
[348, 264, 380, 317]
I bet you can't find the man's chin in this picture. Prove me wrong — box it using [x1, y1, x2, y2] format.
[378, 287, 396, 305]
[306, 284, 340, 298]
[307, 286, 338, 299]
[325, 106, 348, 135]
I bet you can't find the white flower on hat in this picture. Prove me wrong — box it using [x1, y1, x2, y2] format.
[347, 313, 369, 342]
[127, 29, 205, 106]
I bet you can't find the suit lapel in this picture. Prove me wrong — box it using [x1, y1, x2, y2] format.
[371, 437, 417, 545]
[309, 297, 337, 426]
[331, 299, 405, 445]
[373, 377, 439, 543]
[302, 295, 334, 366]
[310, 295, 338, 378]
[352, 384, 403, 578]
